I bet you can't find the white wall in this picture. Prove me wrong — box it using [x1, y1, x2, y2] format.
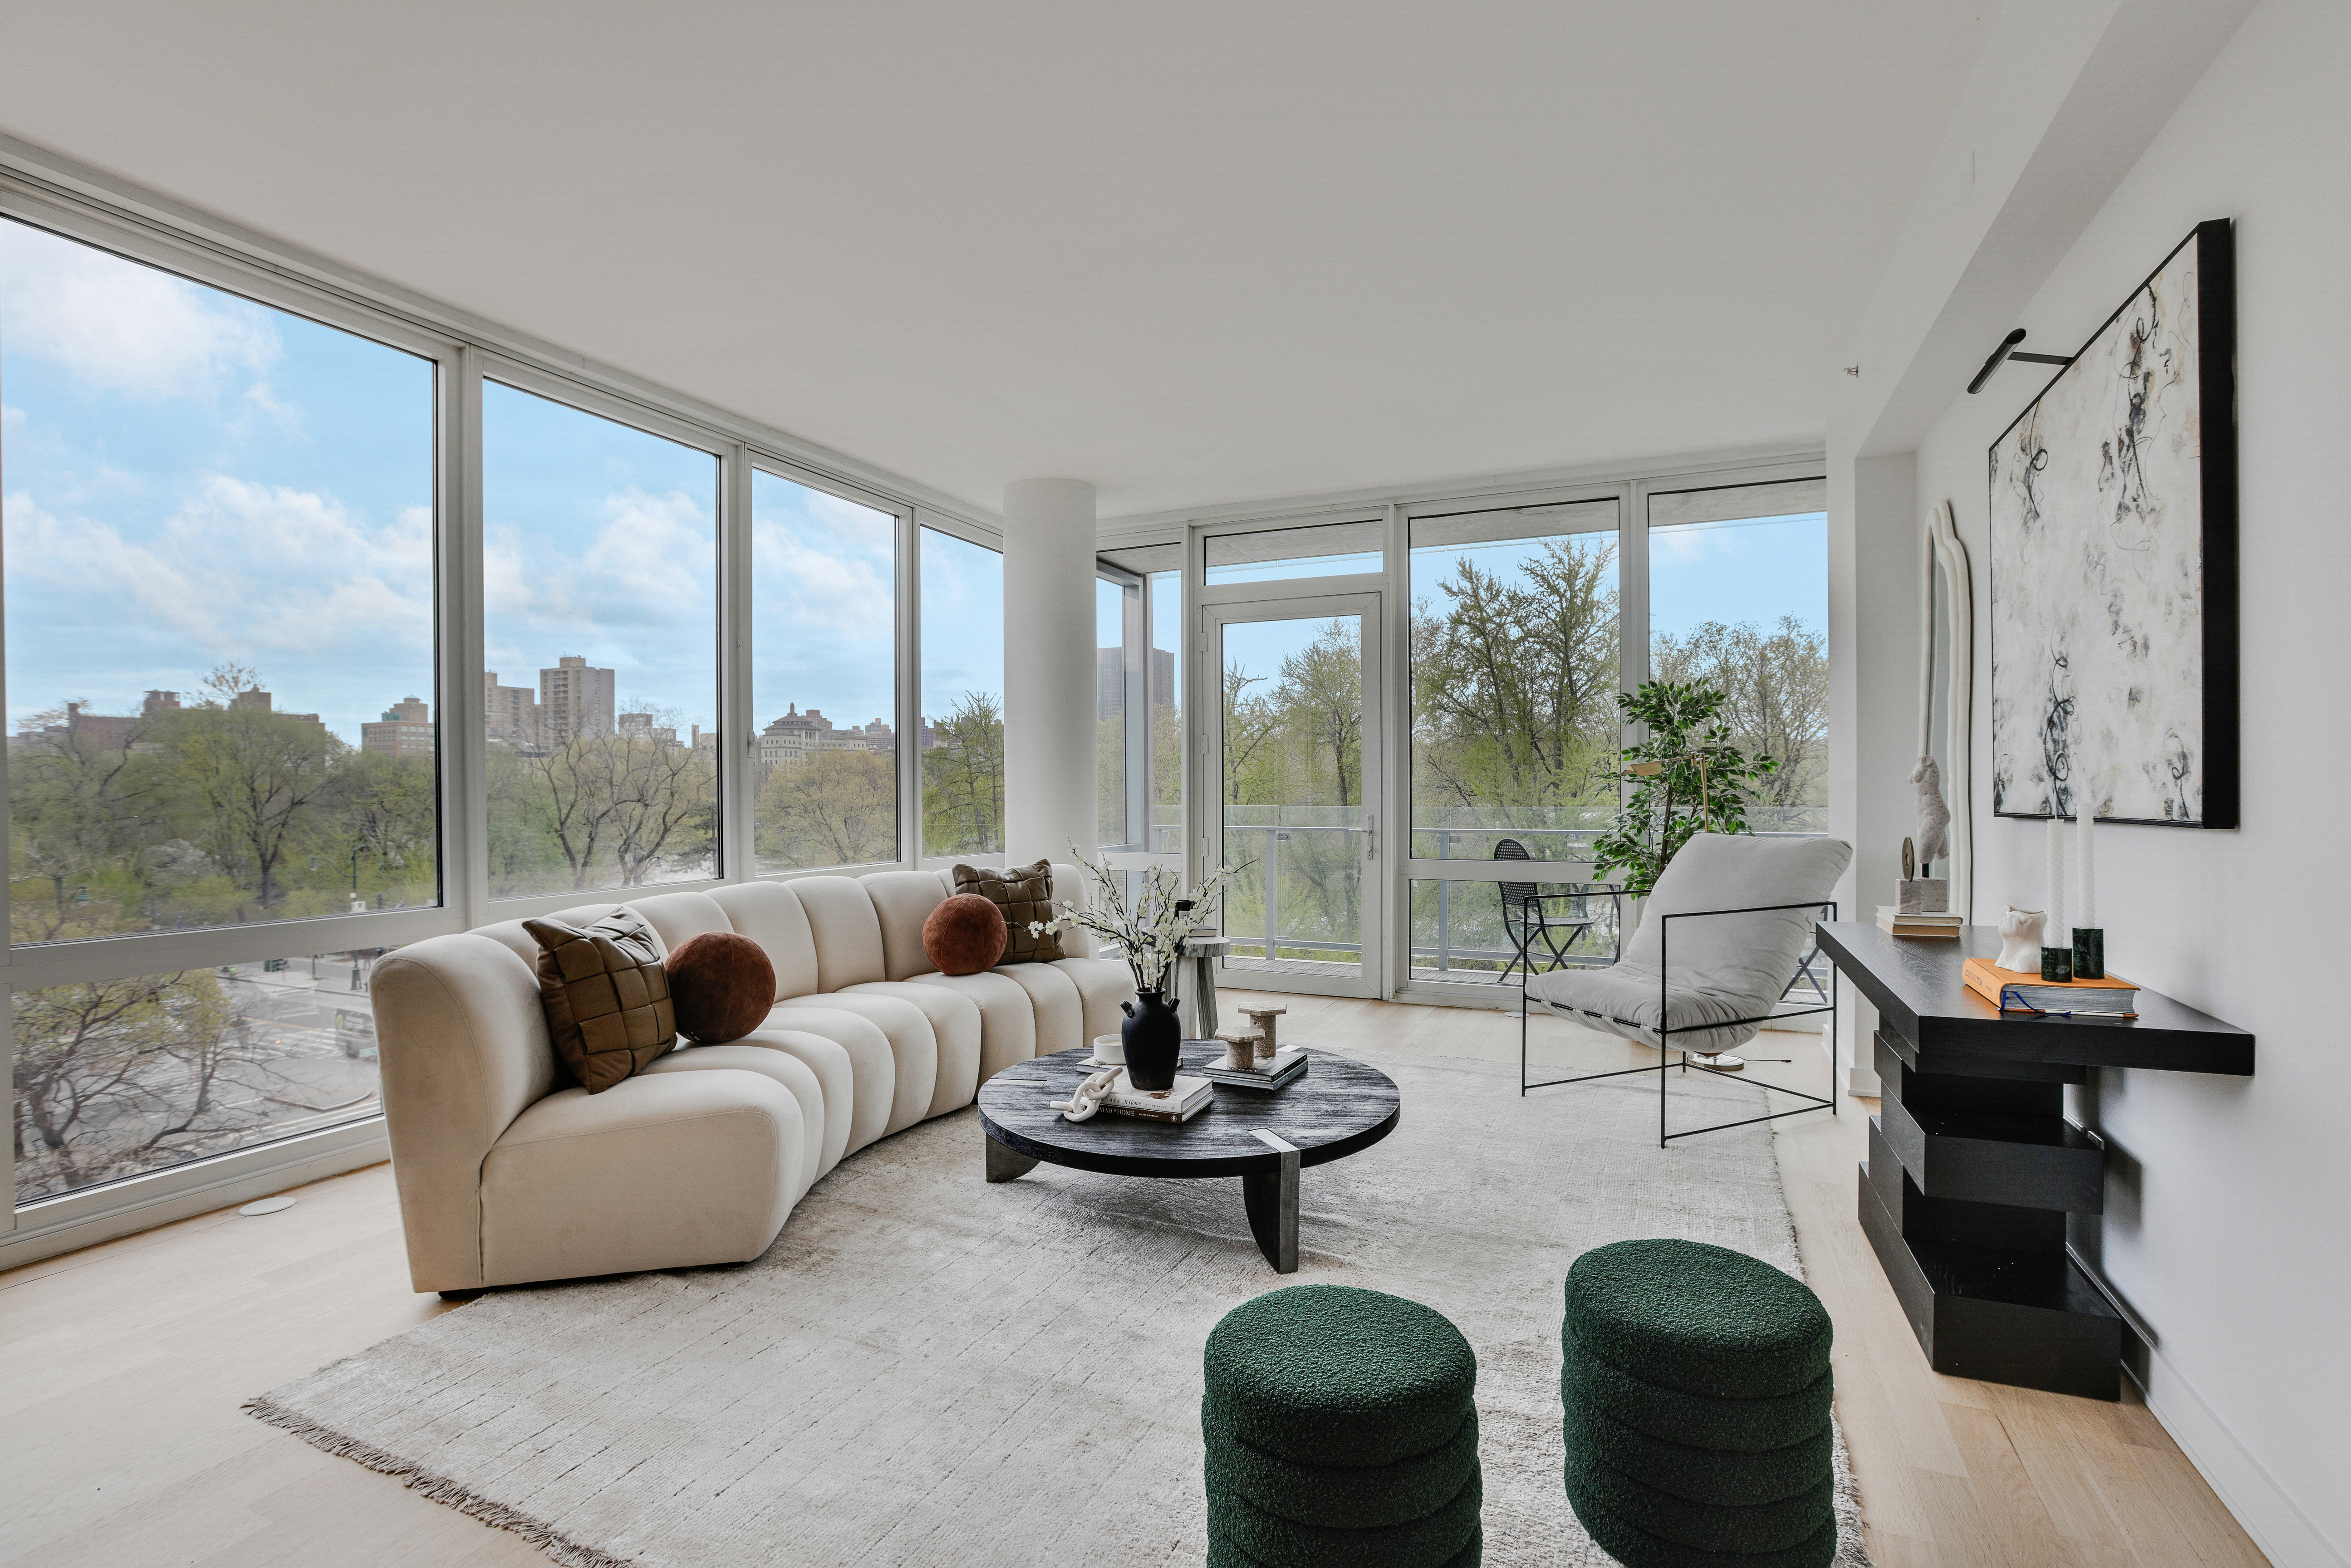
[1906, 3, 2348, 1560]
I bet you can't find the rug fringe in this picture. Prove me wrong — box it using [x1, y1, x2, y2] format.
[243, 1395, 635, 1568]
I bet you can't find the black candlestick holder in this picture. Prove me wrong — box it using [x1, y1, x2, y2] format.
[2040, 945, 2074, 983]
[2072, 927, 2105, 980]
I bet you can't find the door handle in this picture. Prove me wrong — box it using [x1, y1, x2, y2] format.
[1363, 812, 1377, 861]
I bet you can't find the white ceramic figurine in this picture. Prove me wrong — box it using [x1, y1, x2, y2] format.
[1996, 907, 2045, 971]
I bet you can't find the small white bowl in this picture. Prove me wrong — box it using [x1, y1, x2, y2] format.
[1089, 1033, 1125, 1066]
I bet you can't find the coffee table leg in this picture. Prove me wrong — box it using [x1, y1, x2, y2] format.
[1243, 1131, 1301, 1273]
[986, 1133, 1039, 1183]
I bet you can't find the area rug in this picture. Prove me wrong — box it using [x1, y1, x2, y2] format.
[250, 1050, 1868, 1567]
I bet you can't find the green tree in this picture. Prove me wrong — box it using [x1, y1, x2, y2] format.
[1651, 616, 1826, 811]
[760, 749, 896, 868]
[1412, 536, 1620, 816]
[10, 969, 245, 1197]
[922, 691, 1005, 857]
[1589, 680, 1777, 895]
[165, 664, 342, 916]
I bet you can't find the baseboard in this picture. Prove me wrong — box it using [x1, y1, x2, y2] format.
[2129, 1344, 2347, 1568]
[1, 1120, 390, 1272]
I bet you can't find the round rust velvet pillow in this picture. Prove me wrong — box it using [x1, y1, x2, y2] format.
[924, 893, 1008, 976]
[665, 931, 776, 1044]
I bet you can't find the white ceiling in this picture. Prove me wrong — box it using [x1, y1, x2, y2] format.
[1, 2, 1995, 519]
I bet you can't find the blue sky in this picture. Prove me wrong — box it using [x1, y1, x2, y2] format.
[482, 380, 717, 730]
[4, 215, 1012, 749]
[4, 216, 435, 742]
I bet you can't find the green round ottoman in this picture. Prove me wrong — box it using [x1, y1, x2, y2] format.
[1204, 1285, 1481, 1568]
[1558, 1241, 1836, 1568]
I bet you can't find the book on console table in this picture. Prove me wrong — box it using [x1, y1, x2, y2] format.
[1099, 1073, 1213, 1122]
[1196, 1046, 1309, 1092]
[1876, 906, 1963, 938]
[1962, 957, 2139, 1017]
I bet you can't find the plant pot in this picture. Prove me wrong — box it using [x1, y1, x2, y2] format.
[1120, 989, 1183, 1091]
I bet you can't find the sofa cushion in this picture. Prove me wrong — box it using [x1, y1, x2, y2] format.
[988, 961, 1086, 1058]
[909, 970, 1039, 1084]
[667, 931, 777, 1044]
[479, 1068, 800, 1287]
[775, 990, 937, 1136]
[707, 880, 820, 1000]
[861, 870, 953, 980]
[721, 1028, 858, 1177]
[1050, 956, 1138, 1051]
[839, 980, 982, 1118]
[957, 859, 1064, 963]
[789, 875, 891, 990]
[625, 890, 735, 958]
[643, 1043, 826, 1200]
[924, 894, 1007, 976]
[757, 1003, 896, 1157]
[523, 910, 677, 1093]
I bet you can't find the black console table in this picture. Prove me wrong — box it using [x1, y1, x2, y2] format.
[1816, 922, 2253, 1400]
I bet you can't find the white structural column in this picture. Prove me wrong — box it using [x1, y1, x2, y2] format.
[1001, 478, 1101, 866]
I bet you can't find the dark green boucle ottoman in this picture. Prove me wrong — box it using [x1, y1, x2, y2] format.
[1204, 1285, 1481, 1568]
[1562, 1319, 1832, 1453]
[1561, 1383, 1830, 1506]
[1204, 1406, 1479, 1529]
[1558, 1241, 1836, 1568]
[1565, 1240, 1832, 1400]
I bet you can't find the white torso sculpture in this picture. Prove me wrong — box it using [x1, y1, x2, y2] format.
[1996, 907, 2046, 971]
[1910, 756, 1953, 868]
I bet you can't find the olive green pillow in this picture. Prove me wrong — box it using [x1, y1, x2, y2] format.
[952, 859, 1065, 965]
[523, 909, 677, 1093]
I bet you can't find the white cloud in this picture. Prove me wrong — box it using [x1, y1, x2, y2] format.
[4, 477, 433, 668]
[0, 220, 280, 398]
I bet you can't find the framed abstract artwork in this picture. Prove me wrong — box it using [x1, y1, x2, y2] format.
[1989, 218, 2237, 828]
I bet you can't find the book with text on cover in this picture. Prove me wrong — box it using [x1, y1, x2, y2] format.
[1962, 957, 2139, 1017]
[1099, 1073, 1213, 1122]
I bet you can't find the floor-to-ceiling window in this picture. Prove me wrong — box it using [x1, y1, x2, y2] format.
[751, 470, 900, 872]
[919, 526, 1005, 861]
[2, 216, 439, 1200]
[0, 182, 1014, 1254]
[481, 381, 720, 898]
[1646, 479, 1828, 835]
[1406, 497, 1621, 980]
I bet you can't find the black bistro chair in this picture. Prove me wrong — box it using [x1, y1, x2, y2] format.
[1493, 838, 1615, 984]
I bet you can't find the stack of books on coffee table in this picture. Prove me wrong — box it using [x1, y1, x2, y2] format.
[1099, 1072, 1214, 1123]
[1194, 1046, 1309, 1093]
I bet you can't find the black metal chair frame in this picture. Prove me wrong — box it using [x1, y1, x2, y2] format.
[1518, 900, 1839, 1147]
[1492, 840, 1622, 985]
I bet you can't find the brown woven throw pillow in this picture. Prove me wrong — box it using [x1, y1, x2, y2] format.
[523, 909, 677, 1093]
[953, 859, 1064, 964]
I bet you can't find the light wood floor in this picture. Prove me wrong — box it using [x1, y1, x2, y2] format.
[0, 990, 2269, 1568]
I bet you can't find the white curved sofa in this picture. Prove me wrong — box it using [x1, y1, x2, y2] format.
[371, 863, 1132, 1294]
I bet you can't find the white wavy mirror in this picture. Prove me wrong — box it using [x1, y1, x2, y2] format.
[1918, 501, 1973, 918]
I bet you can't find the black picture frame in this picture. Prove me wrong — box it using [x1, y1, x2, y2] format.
[1988, 218, 2238, 828]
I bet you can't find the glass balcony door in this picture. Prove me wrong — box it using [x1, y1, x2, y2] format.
[1207, 590, 1384, 1000]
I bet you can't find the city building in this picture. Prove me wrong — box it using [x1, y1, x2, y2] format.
[539, 656, 614, 747]
[1095, 645, 1175, 721]
[617, 712, 678, 745]
[360, 696, 434, 757]
[483, 671, 540, 750]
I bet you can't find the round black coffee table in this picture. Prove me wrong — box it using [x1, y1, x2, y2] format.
[976, 1044, 1400, 1273]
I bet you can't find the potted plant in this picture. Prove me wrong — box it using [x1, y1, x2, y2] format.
[1589, 680, 1777, 906]
[1031, 851, 1233, 1091]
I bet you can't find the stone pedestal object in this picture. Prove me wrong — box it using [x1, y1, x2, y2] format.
[1896, 878, 1949, 914]
[1242, 1007, 1286, 1068]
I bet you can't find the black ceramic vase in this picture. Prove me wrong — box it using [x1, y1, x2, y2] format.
[1121, 989, 1182, 1091]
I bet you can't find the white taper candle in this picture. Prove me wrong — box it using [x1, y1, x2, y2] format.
[2045, 811, 2066, 944]
[2076, 801, 2097, 931]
